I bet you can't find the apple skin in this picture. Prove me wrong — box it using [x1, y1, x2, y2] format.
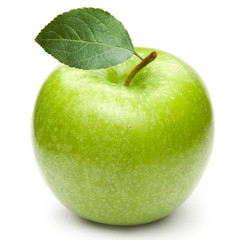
[32, 47, 214, 225]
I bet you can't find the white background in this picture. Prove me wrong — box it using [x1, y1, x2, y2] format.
[1, 0, 240, 239]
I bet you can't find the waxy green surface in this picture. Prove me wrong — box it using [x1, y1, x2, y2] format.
[32, 48, 214, 225]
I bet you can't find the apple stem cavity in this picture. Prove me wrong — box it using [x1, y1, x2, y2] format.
[124, 51, 158, 86]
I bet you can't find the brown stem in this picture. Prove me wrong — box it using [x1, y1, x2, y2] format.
[124, 51, 158, 86]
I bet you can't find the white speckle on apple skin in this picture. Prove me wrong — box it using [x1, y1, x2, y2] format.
[32, 47, 214, 225]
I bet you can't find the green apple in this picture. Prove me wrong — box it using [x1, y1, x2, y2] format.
[32, 47, 214, 225]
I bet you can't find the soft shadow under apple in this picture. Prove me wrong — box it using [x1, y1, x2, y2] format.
[51, 196, 205, 236]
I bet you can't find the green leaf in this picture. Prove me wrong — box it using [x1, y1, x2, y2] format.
[35, 8, 135, 70]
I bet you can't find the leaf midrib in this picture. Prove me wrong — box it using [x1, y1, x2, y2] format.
[36, 37, 134, 52]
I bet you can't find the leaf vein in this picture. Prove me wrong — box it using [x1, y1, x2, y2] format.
[82, 9, 120, 45]
[68, 16, 97, 41]
[38, 38, 134, 52]
[62, 23, 81, 40]
[45, 46, 117, 63]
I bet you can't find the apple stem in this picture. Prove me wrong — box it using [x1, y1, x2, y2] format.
[124, 51, 158, 86]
